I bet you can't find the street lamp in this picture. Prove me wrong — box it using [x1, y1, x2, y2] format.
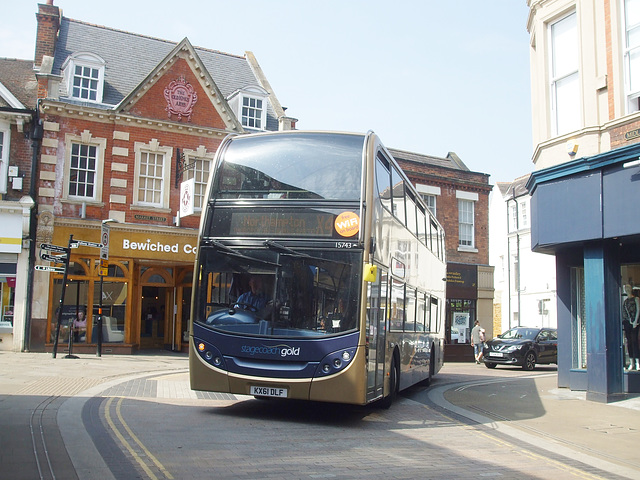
[97, 218, 118, 357]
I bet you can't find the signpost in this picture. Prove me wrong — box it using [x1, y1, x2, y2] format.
[39, 236, 106, 358]
[98, 221, 113, 357]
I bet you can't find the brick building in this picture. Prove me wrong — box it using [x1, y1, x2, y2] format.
[24, 1, 294, 353]
[390, 148, 493, 362]
[0, 58, 38, 351]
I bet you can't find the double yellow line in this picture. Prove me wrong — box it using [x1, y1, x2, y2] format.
[104, 397, 174, 480]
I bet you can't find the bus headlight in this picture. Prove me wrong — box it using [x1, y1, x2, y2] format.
[333, 359, 342, 368]
[322, 364, 331, 373]
[342, 351, 351, 361]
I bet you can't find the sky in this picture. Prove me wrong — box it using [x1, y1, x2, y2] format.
[1, 0, 533, 183]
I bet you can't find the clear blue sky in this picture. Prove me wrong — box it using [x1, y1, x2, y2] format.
[2, 0, 532, 182]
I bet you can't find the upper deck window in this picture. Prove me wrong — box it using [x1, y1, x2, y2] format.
[215, 133, 364, 201]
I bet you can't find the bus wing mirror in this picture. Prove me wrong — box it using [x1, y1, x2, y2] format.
[364, 264, 377, 283]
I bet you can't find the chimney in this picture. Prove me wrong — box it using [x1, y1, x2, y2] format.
[34, 1, 61, 68]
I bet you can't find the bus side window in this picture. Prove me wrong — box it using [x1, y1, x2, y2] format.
[376, 153, 392, 212]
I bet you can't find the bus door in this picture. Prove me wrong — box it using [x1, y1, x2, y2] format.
[366, 268, 387, 402]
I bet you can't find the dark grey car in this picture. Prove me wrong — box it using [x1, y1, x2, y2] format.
[483, 327, 558, 371]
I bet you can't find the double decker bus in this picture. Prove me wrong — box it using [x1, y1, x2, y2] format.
[189, 131, 446, 407]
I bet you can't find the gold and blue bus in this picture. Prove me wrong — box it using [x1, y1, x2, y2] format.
[189, 131, 446, 407]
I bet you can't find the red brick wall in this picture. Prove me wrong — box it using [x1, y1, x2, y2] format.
[398, 161, 491, 266]
[38, 111, 222, 230]
[128, 58, 228, 130]
[5, 124, 35, 200]
[34, 3, 60, 67]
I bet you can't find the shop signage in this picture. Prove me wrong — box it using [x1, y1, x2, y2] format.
[164, 76, 198, 121]
[624, 128, 640, 141]
[179, 178, 195, 218]
[134, 214, 167, 222]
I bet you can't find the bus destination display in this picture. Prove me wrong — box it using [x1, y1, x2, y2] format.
[229, 211, 336, 237]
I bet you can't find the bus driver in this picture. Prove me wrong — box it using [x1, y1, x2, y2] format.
[235, 276, 268, 312]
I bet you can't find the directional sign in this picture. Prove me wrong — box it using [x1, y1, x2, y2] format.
[40, 243, 70, 254]
[35, 265, 66, 273]
[41, 253, 67, 264]
[70, 239, 104, 249]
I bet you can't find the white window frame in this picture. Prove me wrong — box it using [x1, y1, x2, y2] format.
[0, 121, 9, 194]
[133, 140, 172, 209]
[62, 52, 106, 103]
[549, 11, 580, 136]
[519, 199, 529, 228]
[183, 146, 214, 211]
[63, 131, 106, 203]
[624, 0, 640, 113]
[241, 94, 266, 130]
[456, 190, 478, 252]
[416, 184, 440, 217]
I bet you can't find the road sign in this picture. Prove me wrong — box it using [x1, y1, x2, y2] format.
[40, 243, 69, 254]
[70, 239, 104, 249]
[35, 265, 66, 273]
[101, 223, 110, 260]
[99, 258, 108, 276]
[41, 253, 67, 264]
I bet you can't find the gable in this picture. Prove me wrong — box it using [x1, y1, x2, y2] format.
[122, 57, 229, 130]
[115, 38, 244, 133]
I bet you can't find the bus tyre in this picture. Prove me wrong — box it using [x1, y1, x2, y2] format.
[380, 357, 399, 409]
[485, 362, 497, 369]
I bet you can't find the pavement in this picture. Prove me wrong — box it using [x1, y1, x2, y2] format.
[1, 351, 639, 479]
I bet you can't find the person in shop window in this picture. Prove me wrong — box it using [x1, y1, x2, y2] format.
[623, 286, 640, 370]
[73, 308, 87, 342]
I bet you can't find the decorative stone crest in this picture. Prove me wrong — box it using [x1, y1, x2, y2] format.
[164, 76, 198, 121]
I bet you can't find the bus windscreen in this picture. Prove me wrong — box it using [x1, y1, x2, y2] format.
[195, 245, 362, 338]
[214, 132, 365, 200]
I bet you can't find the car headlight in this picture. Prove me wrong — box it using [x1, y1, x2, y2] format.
[504, 345, 523, 353]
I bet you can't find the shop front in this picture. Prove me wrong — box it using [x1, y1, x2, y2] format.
[527, 143, 640, 400]
[43, 220, 196, 354]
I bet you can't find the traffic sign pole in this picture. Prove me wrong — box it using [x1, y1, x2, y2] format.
[52, 235, 74, 359]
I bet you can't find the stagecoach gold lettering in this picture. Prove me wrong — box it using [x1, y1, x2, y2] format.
[230, 212, 334, 237]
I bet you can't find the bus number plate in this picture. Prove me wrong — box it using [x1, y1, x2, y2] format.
[250, 386, 288, 398]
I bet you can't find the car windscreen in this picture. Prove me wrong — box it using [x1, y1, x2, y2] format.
[500, 328, 539, 340]
[214, 132, 365, 201]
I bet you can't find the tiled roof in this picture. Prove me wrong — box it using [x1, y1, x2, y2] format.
[51, 18, 278, 129]
[388, 148, 470, 171]
[0, 58, 38, 108]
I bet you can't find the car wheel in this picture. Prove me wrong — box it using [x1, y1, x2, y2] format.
[485, 362, 497, 369]
[522, 351, 537, 371]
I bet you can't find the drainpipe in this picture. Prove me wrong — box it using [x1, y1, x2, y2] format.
[23, 109, 43, 351]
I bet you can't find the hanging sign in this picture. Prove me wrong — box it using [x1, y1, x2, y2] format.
[179, 178, 195, 218]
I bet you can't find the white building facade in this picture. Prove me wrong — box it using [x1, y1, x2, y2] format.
[489, 175, 556, 336]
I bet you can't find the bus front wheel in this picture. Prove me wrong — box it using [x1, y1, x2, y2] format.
[380, 356, 399, 409]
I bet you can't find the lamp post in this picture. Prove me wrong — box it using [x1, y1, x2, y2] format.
[98, 219, 117, 357]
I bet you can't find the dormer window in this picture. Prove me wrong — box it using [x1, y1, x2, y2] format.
[62, 52, 106, 103]
[242, 96, 264, 129]
[228, 85, 268, 131]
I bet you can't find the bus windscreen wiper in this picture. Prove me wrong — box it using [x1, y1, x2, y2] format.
[264, 240, 349, 267]
[205, 239, 281, 267]
[264, 240, 311, 258]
